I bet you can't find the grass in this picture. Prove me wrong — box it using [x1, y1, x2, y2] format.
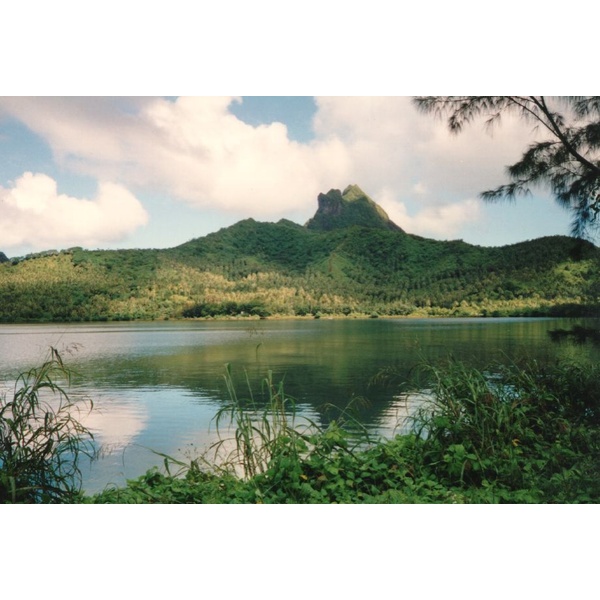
[210, 364, 313, 480]
[405, 359, 600, 502]
[2, 350, 599, 504]
[88, 357, 600, 504]
[0, 348, 95, 503]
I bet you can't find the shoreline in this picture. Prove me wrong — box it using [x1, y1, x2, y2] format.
[1, 312, 599, 328]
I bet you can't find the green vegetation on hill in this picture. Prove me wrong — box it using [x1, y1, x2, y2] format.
[1, 186, 599, 322]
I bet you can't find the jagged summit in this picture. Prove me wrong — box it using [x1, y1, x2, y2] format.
[305, 185, 403, 233]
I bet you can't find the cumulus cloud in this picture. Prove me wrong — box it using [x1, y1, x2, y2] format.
[379, 192, 483, 238]
[0, 96, 544, 240]
[0, 97, 351, 221]
[0, 172, 148, 250]
[312, 96, 545, 239]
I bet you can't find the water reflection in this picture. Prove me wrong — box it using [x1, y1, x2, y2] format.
[77, 393, 148, 454]
[2, 317, 599, 492]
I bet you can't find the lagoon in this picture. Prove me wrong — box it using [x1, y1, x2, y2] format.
[1, 317, 598, 493]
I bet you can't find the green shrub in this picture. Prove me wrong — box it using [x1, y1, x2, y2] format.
[0, 349, 94, 503]
[89, 467, 248, 504]
[409, 359, 600, 502]
[88, 359, 600, 504]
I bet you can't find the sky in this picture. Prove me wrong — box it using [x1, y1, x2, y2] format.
[3, 2, 593, 589]
[0, 96, 585, 258]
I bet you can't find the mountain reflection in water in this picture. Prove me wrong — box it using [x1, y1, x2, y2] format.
[1, 317, 598, 493]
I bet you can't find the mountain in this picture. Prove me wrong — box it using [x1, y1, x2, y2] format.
[306, 185, 403, 232]
[0, 186, 598, 322]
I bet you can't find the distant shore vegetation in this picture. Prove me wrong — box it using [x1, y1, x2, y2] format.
[0, 226, 598, 324]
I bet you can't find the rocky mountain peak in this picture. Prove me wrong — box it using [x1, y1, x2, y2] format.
[305, 185, 403, 232]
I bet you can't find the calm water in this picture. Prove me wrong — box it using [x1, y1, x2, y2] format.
[1, 317, 598, 493]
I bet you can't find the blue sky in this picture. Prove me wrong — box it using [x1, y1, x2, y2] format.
[0, 96, 582, 258]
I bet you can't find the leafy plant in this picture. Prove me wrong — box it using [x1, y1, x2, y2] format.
[408, 358, 600, 502]
[0, 348, 95, 503]
[88, 467, 247, 504]
[203, 366, 454, 503]
[89, 359, 600, 504]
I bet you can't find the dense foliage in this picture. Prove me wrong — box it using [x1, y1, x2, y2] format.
[3, 349, 598, 504]
[0, 216, 598, 322]
[88, 358, 600, 504]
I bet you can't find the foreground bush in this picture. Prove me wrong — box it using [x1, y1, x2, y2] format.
[0, 349, 94, 503]
[89, 359, 600, 504]
[3, 352, 597, 503]
[407, 359, 600, 503]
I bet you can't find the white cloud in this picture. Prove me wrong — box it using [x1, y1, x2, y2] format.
[312, 97, 545, 238]
[313, 96, 537, 202]
[80, 400, 148, 452]
[380, 194, 483, 239]
[0, 96, 547, 240]
[0, 97, 351, 221]
[0, 172, 148, 250]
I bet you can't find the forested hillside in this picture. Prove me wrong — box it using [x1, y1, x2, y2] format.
[1, 186, 599, 322]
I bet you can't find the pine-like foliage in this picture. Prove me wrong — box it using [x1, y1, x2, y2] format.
[414, 96, 600, 238]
